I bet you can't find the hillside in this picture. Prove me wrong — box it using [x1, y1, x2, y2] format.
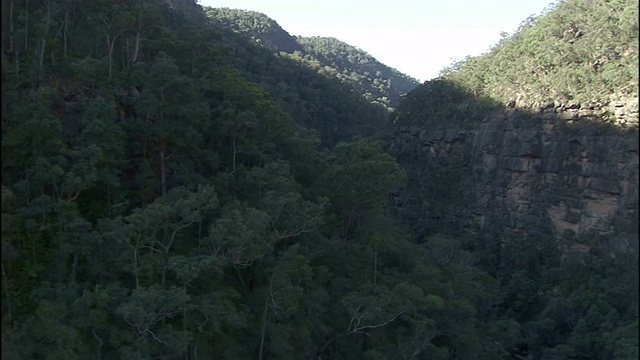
[436, 0, 638, 124]
[204, 7, 420, 109]
[1, 0, 408, 358]
[389, 0, 639, 358]
[1, 0, 637, 359]
[295, 36, 419, 107]
[0, 0, 505, 358]
[200, 7, 303, 53]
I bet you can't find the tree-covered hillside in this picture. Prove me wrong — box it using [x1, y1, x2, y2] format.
[200, 24, 391, 148]
[204, 7, 420, 109]
[389, 0, 639, 359]
[395, 0, 638, 128]
[0, 0, 511, 358]
[1, 0, 637, 359]
[438, 0, 638, 117]
[201, 7, 303, 53]
[295, 36, 419, 107]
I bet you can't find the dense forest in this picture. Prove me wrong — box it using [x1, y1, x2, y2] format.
[203, 7, 420, 109]
[1, 1, 637, 360]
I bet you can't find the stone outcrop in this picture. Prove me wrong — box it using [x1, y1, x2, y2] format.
[508, 95, 639, 128]
[389, 104, 639, 251]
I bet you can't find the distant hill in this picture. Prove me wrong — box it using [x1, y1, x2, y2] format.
[295, 36, 419, 107]
[203, 7, 420, 109]
[199, 13, 391, 147]
[201, 7, 303, 53]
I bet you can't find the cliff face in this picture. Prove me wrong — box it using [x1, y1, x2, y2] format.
[388, 0, 638, 254]
[390, 102, 639, 251]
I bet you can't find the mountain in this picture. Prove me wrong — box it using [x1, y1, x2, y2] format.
[389, 0, 638, 358]
[203, 7, 420, 109]
[1, 0, 637, 359]
[390, 0, 638, 243]
[201, 7, 303, 53]
[0, 1, 407, 358]
[0, 0, 493, 358]
[194, 11, 409, 149]
[438, 0, 638, 115]
[296, 36, 418, 107]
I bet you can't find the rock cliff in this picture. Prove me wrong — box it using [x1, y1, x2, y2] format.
[389, 102, 639, 252]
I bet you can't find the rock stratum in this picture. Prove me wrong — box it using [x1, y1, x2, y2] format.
[390, 102, 638, 252]
[389, 0, 638, 255]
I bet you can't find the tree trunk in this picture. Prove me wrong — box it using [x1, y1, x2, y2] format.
[342, 202, 362, 240]
[128, 10, 142, 71]
[8, 0, 14, 61]
[92, 327, 103, 360]
[232, 135, 237, 174]
[131, 30, 141, 66]
[106, 33, 118, 80]
[258, 278, 273, 360]
[134, 238, 141, 289]
[38, 0, 53, 82]
[24, 0, 29, 53]
[104, 18, 126, 81]
[130, 0, 144, 70]
[123, 38, 128, 69]
[63, 0, 69, 58]
[15, 51, 20, 77]
[106, 182, 112, 218]
[231, 120, 239, 174]
[373, 244, 378, 285]
[1, 262, 13, 321]
[160, 150, 166, 197]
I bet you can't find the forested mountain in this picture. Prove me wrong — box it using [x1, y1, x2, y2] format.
[389, 0, 639, 359]
[437, 0, 638, 113]
[204, 7, 420, 109]
[196, 14, 391, 148]
[295, 36, 418, 108]
[1, 0, 637, 359]
[200, 7, 303, 53]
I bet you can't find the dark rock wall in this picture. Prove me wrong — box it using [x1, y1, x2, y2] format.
[390, 106, 639, 251]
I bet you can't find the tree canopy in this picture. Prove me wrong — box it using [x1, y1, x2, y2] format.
[1, 0, 637, 359]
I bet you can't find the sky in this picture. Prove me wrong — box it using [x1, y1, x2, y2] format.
[197, 0, 556, 82]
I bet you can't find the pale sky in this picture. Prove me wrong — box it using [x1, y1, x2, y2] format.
[197, 0, 556, 82]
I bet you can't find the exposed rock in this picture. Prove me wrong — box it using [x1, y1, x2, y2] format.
[390, 104, 639, 252]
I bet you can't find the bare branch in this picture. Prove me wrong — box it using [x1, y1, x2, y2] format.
[197, 315, 213, 335]
[352, 311, 405, 333]
[91, 327, 104, 348]
[145, 329, 166, 344]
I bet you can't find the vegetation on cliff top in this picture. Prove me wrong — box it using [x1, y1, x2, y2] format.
[395, 0, 638, 128]
[441, 0, 638, 109]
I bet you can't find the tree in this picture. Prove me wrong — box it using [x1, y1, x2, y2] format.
[319, 139, 406, 240]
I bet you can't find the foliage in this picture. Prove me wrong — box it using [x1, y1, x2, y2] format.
[1, 0, 636, 359]
[387, 0, 638, 358]
[438, 0, 638, 111]
[204, 7, 420, 110]
[294, 36, 419, 108]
